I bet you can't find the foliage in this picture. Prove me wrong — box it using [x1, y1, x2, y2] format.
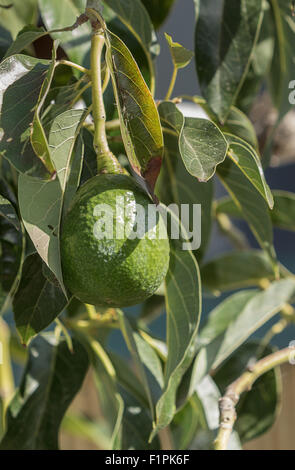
[0, 0, 294, 451]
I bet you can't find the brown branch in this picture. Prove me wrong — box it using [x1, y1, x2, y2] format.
[215, 347, 294, 450]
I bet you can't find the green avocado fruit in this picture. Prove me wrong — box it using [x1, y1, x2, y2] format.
[61, 174, 170, 307]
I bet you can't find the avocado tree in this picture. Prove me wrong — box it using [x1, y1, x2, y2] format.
[0, 0, 295, 451]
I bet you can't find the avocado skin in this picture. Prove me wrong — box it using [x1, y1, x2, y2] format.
[61, 174, 170, 307]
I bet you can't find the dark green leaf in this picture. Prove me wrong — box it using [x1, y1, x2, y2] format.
[0, 25, 12, 59]
[13, 254, 67, 345]
[225, 133, 273, 208]
[105, 29, 163, 193]
[194, 0, 264, 121]
[141, 0, 176, 29]
[214, 341, 281, 443]
[268, 190, 295, 231]
[159, 101, 228, 182]
[0, 195, 24, 314]
[236, 1, 275, 112]
[151, 241, 202, 438]
[0, 55, 53, 178]
[0, 333, 89, 450]
[165, 33, 193, 69]
[38, 0, 92, 65]
[202, 250, 278, 293]
[216, 156, 275, 260]
[18, 109, 86, 295]
[269, 0, 295, 118]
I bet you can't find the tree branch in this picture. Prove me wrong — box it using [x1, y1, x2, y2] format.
[215, 347, 294, 450]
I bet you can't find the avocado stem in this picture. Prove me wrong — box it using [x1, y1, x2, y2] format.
[90, 29, 124, 175]
[91, 33, 109, 158]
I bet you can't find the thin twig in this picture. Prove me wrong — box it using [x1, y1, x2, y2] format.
[215, 347, 293, 450]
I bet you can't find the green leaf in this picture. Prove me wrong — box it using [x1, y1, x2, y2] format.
[158, 101, 228, 182]
[269, 0, 295, 118]
[13, 254, 68, 345]
[0, 54, 54, 178]
[38, 0, 92, 65]
[202, 250, 278, 293]
[0, 333, 89, 450]
[216, 155, 275, 260]
[192, 279, 295, 385]
[236, 1, 275, 112]
[118, 311, 164, 417]
[216, 190, 295, 232]
[140, 0, 176, 29]
[18, 109, 86, 295]
[268, 190, 295, 231]
[225, 133, 274, 208]
[190, 96, 258, 149]
[151, 242, 202, 438]
[214, 341, 281, 444]
[180, 117, 228, 182]
[0, 0, 38, 39]
[4, 25, 47, 58]
[155, 118, 213, 259]
[164, 33, 193, 69]
[194, 0, 264, 121]
[88, 338, 160, 450]
[0, 194, 25, 314]
[30, 42, 58, 177]
[105, 29, 164, 193]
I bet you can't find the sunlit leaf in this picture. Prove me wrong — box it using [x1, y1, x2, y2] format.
[105, 29, 163, 194]
[30, 42, 58, 177]
[0, 55, 53, 178]
[19, 109, 86, 295]
[164, 33, 193, 69]
[158, 101, 228, 182]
